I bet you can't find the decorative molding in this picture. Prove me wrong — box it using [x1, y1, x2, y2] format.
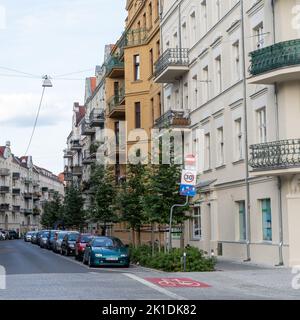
[250, 87, 268, 100]
[226, 19, 241, 35]
[246, 0, 265, 17]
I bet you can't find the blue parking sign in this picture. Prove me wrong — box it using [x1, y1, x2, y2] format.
[180, 184, 197, 197]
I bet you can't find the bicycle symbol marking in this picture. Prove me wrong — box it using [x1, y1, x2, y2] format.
[145, 278, 211, 288]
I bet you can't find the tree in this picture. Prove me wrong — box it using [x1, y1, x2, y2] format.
[116, 161, 147, 246]
[63, 185, 85, 230]
[89, 164, 118, 235]
[41, 192, 63, 229]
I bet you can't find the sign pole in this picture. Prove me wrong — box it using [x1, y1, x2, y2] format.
[168, 195, 189, 252]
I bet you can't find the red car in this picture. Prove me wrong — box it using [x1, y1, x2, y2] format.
[75, 234, 94, 261]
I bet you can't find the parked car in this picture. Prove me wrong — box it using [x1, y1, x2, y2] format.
[0, 231, 6, 240]
[52, 231, 68, 253]
[8, 230, 19, 240]
[46, 230, 59, 250]
[36, 230, 46, 246]
[61, 232, 80, 256]
[75, 234, 94, 261]
[83, 236, 130, 268]
[30, 231, 38, 244]
[39, 230, 50, 248]
[24, 231, 35, 242]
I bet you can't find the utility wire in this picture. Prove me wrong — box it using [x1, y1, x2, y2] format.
[24, 86, 46, 156]
[54, 68, 94, 78]
[0, 66, 40, 78]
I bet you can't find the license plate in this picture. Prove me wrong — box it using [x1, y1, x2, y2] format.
[106, 257, 118, 261]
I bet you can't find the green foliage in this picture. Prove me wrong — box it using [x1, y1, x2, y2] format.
[89, 164, 118, 233]
[41, 192, 63, 229]
[63, 185, 85, 230]
[130, 245, 216, 272]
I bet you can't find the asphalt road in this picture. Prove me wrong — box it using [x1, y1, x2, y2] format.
[0, 240, 299, 300]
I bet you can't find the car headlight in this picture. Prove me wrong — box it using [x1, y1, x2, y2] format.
[120, 254, 128, 258]
[95, 253, 103, 258]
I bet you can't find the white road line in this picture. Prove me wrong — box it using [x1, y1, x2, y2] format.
[123, 273, 187, 300]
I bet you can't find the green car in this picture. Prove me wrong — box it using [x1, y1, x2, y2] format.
[83, 236, 130, 268]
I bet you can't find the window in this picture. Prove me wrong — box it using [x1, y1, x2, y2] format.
[261, 199, 272, 241]
[190, 11, 196, 45]
[182, 22, 188, 48]
[215, 0, 221, 22]
[254, 23, 264, 49]
[201, 0, 208, 34]
[202, 66, 209, 103]
[192, 207, 201, 239]
[115, 121, 119, 145]
[143, 12, 147, 30]
[135, 102, 141, 128]
[204, 133, 211, 170]
[134, 55, 140, 80]
[149, 48, 154, 75]
[232, 41, 240, 81]
[215, 55, 222, 94]
[148, 2, 153, 29]
[257, 107, 267, 143]
[156, 40, 160, 57]
[174, 89, 179, 109]
[237, 201, 246, 241]
[158, 92, 162, 117]
[235, 118, 243, 160]
[151, 98, 154, 124]
[192, 75, 198, 110]
[184, 83, 189, 109]
[217, 127, 224, 166]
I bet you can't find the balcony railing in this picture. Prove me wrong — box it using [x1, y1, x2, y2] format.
[12, 188, 21, 196]
[70, 140, 82, 151]
[33, 192, 42, 200]
[64, 149, 73, 159]
[42, 187, 48, 192]
[81, 121, 95, 136]
[0, 168, 10, 176]
[125, 28, 148, 47]
[0, 186, 10, 194]
[154, 48, 189, 81]
[105, 55, 124, 78]
[72, 165, 83, 176]
[0, 204, 10, 211]
[249, 39, 300, 76]
[89, 109, 105, 127]
[155, 109, 191, 129]
[249, 139, 300, 171]
[64, 172, 73, 181]
[23, 192, 33, 199]
[107, 93, 125, 118]
[12, 172, 20, 180]
[82, 150, 96, 165]
[24, 209, 33, 216]
[12, 206, 21, 212]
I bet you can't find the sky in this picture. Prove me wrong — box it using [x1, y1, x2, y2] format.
[0, 0, 126, 174]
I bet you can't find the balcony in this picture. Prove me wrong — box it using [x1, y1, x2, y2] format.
[106, 55, 124, 78]
[24, 209, 33, 216]
[0, 168, 10, 176]
[0, 204, 9, 212]
[107, 93, 125, 119]
[154, 48, 189, 83]
[70, 139, 82, 151]
[249, 139, 300, 176]
[0, 186, 10, 194]
[82, 151, 96, 165]
[81, 121, 96, 136]
[12, 206, 21, 212]
[72, 166, 83, 177]
[64, 172, 73, 182]
[23, 192, 33, 199]
[125, 28, 148, 47]
[12, 188, 21, 196]
[248, 39, 300, 84]
[41, 187, 48, 192]
[155, 109, 191, 129]
[12, 172, 20, 180]
[64, 149, 73, 159]
[24, 178, 32, 185]
[89, 109, 105, 127]
[33, 192, 42, 200]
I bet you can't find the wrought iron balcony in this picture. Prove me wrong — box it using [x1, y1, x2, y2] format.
[249, 139, 300, 172]
[12, 172, 20, 180]
[23, 192, 33, 199]
[41, 187, 48, 192]
[24, 209, 33, 216]
[107, 94, 125, 119]
[89, 109, 105, 127]
[23, 178, 32, 185]
[249, 39, 300, 84]
[124, 28, 148, 47]
[105, 55, 124, 78]
[63, 149, 73, 159]
[70, 139, 82, 151]
[0, 168, 10, 176]
[64, 172, 73, 182]
[0, 204, 9, 211]
[154, 48, 189, 83]
[0, 186, 10, 194]
[33, 192, 42, 200]
[82, 150, 96, 165]
[81, 121, 95, 136]
[12, 205, 21, 212]
[155, 109, 191, 129]
[12, 188, 21, 196]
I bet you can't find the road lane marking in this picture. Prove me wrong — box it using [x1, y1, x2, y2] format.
[123, 273, 187, 300]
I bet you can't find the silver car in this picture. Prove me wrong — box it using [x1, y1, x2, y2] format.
[52, 231, 67, 254]
[24, 231, 34, 242]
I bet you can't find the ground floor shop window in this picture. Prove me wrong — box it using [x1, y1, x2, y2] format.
[261, 198, 272, 241]
[191, 207, 201, 240]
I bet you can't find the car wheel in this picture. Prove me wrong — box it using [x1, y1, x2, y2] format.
[60, 248, 63, 255]
[88, 255, 94, 268]
[83, 254, 88, 265]
[65, 249, 69, 256]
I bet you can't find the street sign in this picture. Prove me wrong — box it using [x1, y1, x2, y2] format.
[181, 169, 197, 186]
[185, 154, 196, 167]
[180, 184, 197, 197]
[145, 278, 211, 288]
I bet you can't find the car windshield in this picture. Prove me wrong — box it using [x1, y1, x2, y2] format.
[80, 235, 93, 243]
[92, 238, 124, 248]
[68, 233, 79, 241]
[58, 233, 66, 240]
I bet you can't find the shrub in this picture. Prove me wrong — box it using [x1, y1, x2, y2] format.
[129, 245, 216, 272]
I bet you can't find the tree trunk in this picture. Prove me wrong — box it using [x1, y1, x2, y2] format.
[180, 222, 185, 250]
[151, 223, 155, 256]
[137, 227, 141, 247]
[131, 228, 136, 247]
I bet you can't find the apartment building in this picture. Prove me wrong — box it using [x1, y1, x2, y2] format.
[156, 0, 300, 267]
[0, 142, 64, 234]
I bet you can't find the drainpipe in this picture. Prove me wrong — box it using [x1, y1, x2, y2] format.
[272, 0, 284, 266]
[158, 0, 164, 115]
[240, 0, 251, 261]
